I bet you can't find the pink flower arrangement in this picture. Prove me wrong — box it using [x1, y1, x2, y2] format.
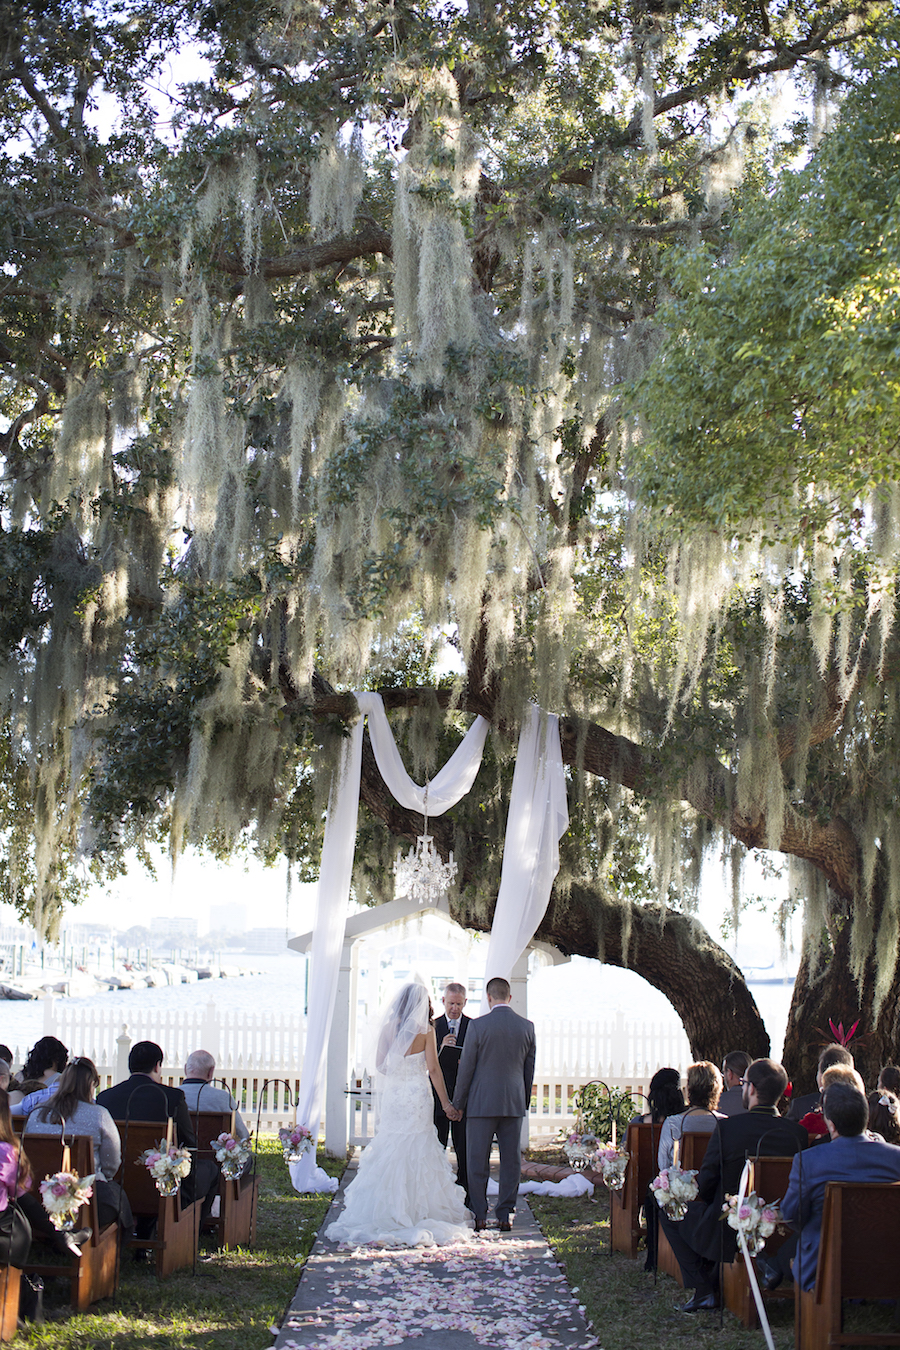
[591, 1144, 629, 1190]
[278, 1124, 313, 1161]
[650, 1164, 698, 1219]
[39, 1170, 95, 1230]
[722, 1190, 786, 1255]
[213, 1131, 252, 1180]
[137, 1139, 191, 1195]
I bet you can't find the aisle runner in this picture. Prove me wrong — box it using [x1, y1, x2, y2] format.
[276, 1207, 598, 1350]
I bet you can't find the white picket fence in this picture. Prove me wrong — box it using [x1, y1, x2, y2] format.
[24, 999, 690, 1138]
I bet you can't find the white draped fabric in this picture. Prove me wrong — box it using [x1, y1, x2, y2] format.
[291, 693, 489, 1192]
[488, 1174, 594, 1199]
[480, 704, 569, 1011]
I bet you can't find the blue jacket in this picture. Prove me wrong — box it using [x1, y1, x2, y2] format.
[781, 1132, 900, 1289]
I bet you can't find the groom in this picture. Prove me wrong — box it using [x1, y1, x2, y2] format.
[452, 975, 536, 1232]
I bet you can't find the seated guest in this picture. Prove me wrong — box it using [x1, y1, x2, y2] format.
[25, 1057, 133, 1233]
[657, 1062, 725, 1170]
[635, 1067, 685, 1272]
[97, 1040, 218, 1218]
[0, 1089, 32, 1268]
[658, 1057, 806, 1312]
[180, 1049, 252, 1185]
[0, 1085, 86, 1266]
[867, 1089, 900, 1145]
[9, 1036, 68, 1115]
[788, 1042, 853, 1125]
[802, 1064, 866, 1140]
[180, 1050, 250, 1141]
[782, 1082, 900, 1291]
[633, 1067, 684, 1124]
[0, 1062, 11, 1094]
[717, 1051, 751, 1116]
[878, 1064, 900, 1096]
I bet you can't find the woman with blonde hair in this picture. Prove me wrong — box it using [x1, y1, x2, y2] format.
[657, 1062, 725, 1171]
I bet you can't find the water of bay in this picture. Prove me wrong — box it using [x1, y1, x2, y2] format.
[0, 951, 794, 1064]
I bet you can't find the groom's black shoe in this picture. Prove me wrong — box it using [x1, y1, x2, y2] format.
[498, 1219, 512, 1232]
[474, 1218, 488, 1232]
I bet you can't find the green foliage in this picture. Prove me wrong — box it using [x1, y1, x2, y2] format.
[571, 1081, 638, 1140]
[632, 33, 900, 548]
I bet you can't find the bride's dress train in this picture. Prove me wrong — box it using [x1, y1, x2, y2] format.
[327, 1052, 473, 1247]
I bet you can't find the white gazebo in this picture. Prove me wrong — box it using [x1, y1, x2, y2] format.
[289, 894, 569, 1154]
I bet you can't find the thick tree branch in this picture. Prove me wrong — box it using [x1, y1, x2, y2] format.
[216, 221, 393, 278]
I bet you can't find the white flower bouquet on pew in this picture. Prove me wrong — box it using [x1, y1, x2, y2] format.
[213, 1131, 252, 1181]
[563, 1131, 598, 1169]
[137, 1140, 192, 1197]
[40, 1170, 95, 1230]
[592, 1143, 630, 1191]
[722, 1191, 787, 1256]
[650, 1164, 699, 1220]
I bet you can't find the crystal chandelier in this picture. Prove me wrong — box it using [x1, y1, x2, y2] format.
[393, 788, 458, 905]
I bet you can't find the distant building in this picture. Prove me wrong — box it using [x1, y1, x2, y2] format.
[209, 903, 247, 932]
[151, 915, 198, 941]
[243, 927, 286, 953]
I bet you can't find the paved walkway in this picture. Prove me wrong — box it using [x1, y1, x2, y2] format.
[274, 1160, 599, 1350]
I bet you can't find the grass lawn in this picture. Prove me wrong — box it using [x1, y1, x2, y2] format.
[14, 1137, 345, 1349]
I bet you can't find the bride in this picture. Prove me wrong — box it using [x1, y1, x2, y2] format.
[327, 980, 473, 1247]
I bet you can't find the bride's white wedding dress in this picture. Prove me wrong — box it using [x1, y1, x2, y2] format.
[327, 1051, 473, 1247]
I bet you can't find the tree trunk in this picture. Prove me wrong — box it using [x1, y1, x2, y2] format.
[783, 877, 900, 1094]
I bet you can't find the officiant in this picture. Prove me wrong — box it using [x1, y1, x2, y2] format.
[432, 982, 471, 1202]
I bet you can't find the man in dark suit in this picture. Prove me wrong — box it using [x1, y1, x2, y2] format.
[97, 1039, 218, 1219]
[432, 982, 471, 1200]
[659, 1057, 807, 1312]
[717, 1051, 751, 1116]
[782, 1082, 900, 1289]
[452, 976, 536, 1233]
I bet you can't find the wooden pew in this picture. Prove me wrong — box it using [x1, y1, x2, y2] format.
[0, 1269, 20, 1341]
[611, 1122, 658, 1259]
[19, 1135, 119, 1311]
[657, 1130, 711, 1285]
[720, 1155, 795, 1328]
[191, 1111, 258, 1250]
[795, 1181, 900, 1350]
[113, 1121, 202, 1279]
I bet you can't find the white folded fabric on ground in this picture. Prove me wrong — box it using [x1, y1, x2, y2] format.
[487, 1174, 594, 1198]
[290, 1156, 338, 1194]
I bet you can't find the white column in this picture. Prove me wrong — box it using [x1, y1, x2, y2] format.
[510, 950, 529, 1016]
[324, 940, 356, 1156]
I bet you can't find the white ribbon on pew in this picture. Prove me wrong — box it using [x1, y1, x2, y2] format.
[735, 1158, 777, 1350]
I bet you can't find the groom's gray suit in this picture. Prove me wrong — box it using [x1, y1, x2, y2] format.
[452, 1001, 536, 1226]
